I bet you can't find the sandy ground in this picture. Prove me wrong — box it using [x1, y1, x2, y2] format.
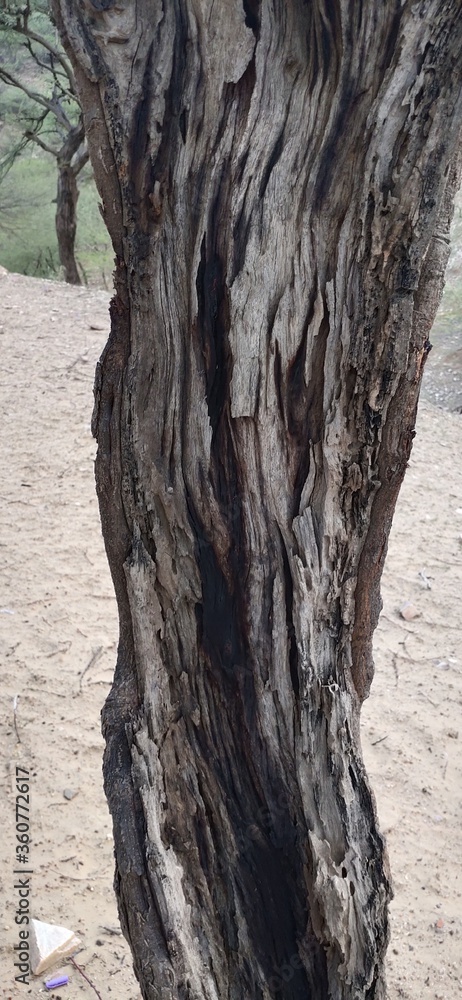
[0, 269, 461, 999]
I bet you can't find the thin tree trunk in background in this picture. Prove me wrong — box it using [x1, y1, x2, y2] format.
[55, 162, 80, 284]
[53, 2, 462, 997]
[55, 122, 88, 285]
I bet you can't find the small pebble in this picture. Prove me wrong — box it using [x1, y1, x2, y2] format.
[399, 601, 420, 621]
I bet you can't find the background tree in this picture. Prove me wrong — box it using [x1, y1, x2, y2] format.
[53, 2, 462, 998]
[0, 1, 88, 283]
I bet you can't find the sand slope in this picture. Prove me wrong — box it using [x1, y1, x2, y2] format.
[0, 271, 461, 998]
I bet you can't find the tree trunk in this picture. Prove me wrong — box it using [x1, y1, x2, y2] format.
[54, 3, 462, 998]
[55, 121, 88, 284]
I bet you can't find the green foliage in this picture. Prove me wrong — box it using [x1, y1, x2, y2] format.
[0, 150, 113, 285]
[0, 0, 81, 180]
[0, 1, 112, 285]
[0, 0, 56, 47]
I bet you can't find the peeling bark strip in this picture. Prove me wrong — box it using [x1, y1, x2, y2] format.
[53, 2, 462, 998]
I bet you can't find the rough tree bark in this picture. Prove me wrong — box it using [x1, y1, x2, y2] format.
[53, 3, 462, 998]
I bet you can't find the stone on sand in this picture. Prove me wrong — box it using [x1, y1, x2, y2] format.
[30, 918, 81, 975]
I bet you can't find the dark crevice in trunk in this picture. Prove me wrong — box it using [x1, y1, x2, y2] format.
[195, 234, 232, 435]
[274, 339, 286, 424]
[128, 41, 154, 229]
[183, 484, 328, 994]
[236, 49, 257, 125]
[178, 529, 327, 996]
[207, 735, 325, 998]
[193, 542, 247, 684]
[287, 288, 327, 516]
[232, 189, 253, 282]
[278, 526, 301, 701]
[304, 0, 343, 95]
[133, 9, 189, 235]
[380, 4, 403, 75]
[259, 129, 285, 199]
[313, 76, 360, 210]
[242, 0, 260, 36]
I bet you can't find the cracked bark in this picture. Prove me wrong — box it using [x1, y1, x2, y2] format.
[53, 2, 462, 998]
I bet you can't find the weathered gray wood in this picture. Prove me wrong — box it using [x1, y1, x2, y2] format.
[53, 2, 462, 997]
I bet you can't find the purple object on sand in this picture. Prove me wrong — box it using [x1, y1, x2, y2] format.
[45, 974, 69, 989]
